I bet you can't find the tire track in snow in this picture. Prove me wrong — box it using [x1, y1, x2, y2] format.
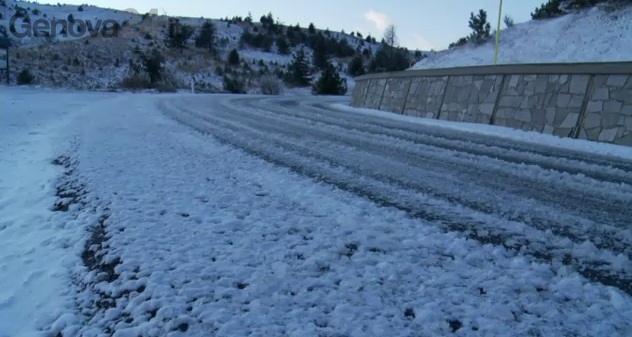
[292, 97, 632, 175]
[169, 100, 632, 255]
[224, 97, 632, 229]
[158, 98, 632, 296]
[233, 95, 632, 183]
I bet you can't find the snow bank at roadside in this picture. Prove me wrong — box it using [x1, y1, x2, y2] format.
[0, 87, 123, 337]
[331, 103, 632, 160]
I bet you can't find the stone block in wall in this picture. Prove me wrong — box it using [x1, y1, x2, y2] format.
[402, 76, 448, 118]
[494, 74, 590, 135]
[438, 74, 502, 123]
[351, 80, 370, 107]
[379, 78, 412, 113]
[578, 74, 632, 145]
[364, 78, 387, 110]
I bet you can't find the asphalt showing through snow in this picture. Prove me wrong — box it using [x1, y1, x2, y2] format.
[159, 95, 632, 296]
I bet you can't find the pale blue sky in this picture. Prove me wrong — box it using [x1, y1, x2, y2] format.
[50, 0, 544, 50]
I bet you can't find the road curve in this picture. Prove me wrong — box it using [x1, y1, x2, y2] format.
[158, 94, 632, 296]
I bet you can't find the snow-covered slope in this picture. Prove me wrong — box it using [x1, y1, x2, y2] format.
[411, 4, 632, 70]
[0, 0, 376, 93]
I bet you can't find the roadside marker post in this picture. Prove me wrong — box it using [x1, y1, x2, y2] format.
[0, 38, 9, 85]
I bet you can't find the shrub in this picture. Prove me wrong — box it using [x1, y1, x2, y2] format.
[503, 15, 515, 28]
[531, 0, 564, 19]
[567, 0, 604, 9]
[155, 82, 177, 93]
[120, 73, 150, 91]
[17, 69, 35, 85]
[259, 74, 283, 95]
[223, 75, 246, 93]
[449, 37, 468, 49]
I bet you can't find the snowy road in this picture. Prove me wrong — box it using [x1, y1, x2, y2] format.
[2, 89, 631, 337]
[161, 95, 632, 292]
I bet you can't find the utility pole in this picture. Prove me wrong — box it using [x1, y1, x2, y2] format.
[494, 0, 504, 65]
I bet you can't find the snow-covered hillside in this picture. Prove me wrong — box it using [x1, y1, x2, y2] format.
[0, 0, 386, 93]
[411, 4, 632, 70]
[0, 1, 133, 44]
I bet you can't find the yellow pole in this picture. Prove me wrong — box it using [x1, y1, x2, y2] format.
[494, 0, 503, 65]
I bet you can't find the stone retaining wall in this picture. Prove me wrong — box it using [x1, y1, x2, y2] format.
[351, 62, 632, 146]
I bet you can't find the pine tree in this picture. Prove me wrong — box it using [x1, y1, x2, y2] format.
[276, 37, 290, 55]
[308, 23, 316, 34]
[368, 45, 409, 73]
[195, 20, 216, 52]
[312, 36, 328, 70]
[347, 55, 365, 77]
[468, 9, 491, 45]
[286, 48, 312, 87]
[141, 49, 164, 84]
[228, 48, 240, 66]
[312, 61, 347, 95]
[167, 19, 193, 53]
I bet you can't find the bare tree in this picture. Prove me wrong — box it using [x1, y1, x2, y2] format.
[383, 24, 398, 60]
[383, 24, 398, 48]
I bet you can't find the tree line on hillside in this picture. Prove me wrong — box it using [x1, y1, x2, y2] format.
[123, 11, 422, 95]
[5, 1, 425, 90]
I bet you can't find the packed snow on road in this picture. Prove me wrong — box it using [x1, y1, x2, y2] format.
[1, 87, 631, 337]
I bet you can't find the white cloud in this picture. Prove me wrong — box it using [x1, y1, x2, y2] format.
[411, 34, 436, 51]
[364, 9, 391, 32]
